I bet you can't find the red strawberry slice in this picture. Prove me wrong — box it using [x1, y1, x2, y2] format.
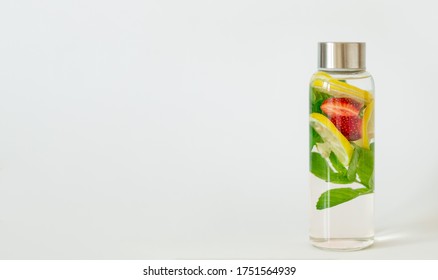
[321, 97, 363, 141]
[330, 116, 362, 141]
[321, 97, 363, 117]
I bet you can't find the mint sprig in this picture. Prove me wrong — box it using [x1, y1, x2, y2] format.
[316, 187, 372, 210]
[311, 145, 375, 210]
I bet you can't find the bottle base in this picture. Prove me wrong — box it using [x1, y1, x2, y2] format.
[310, 236, 374, 251]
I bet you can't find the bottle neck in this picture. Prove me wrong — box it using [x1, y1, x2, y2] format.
[319, 69, 366, 75]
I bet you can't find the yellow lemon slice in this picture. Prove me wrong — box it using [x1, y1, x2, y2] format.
[361, 101, 374, 149]
[311, 71, 373, 104]
[310, 113, 354, 166]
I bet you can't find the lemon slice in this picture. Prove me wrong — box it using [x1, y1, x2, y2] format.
[361, 101, 374, 149]
[311, 72, 373, 104]
[310, 113, 354, 166]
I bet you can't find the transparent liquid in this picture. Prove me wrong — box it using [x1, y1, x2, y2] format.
[309, 175, 374, 251]
[309, 70, 375, 251]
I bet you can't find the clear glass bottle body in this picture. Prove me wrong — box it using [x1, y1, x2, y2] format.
[309, 70, 375, 251]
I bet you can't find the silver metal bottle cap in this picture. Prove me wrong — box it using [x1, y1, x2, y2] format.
[318, 42, 366, 71]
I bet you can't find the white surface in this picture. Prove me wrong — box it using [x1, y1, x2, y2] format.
[0, 0, 437, 259]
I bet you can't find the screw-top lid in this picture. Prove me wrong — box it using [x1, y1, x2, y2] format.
[318, 42, 366, 71]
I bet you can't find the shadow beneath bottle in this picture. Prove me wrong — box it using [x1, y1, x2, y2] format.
[374, 215, 438, 250]
[373, 230, 409, 249]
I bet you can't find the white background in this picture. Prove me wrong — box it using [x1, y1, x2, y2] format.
[0, 0, 437, 259]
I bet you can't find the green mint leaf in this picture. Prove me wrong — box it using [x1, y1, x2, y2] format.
[310, 152, 329, 179]
[356, 146, 374, 189]
[316, 188, 371, 210]
[346, 145, 374, 189]
[368, 171, 375, 191]
[312, 98, 325, 114]
[329, 152, 347, 175]
[309, 126, 323, 151]
[310, 153, 353, 184]
[310, 87, 331, 114]
[347, 147, 361, 181]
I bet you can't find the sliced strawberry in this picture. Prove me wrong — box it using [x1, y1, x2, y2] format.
[321, 97, 363, 117]
[330, 116, 362, 141]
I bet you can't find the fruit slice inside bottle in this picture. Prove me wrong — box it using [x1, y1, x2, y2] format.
[361, 101, 374, 149]
[311, 72, 373, 105]
[310, 113, 354, 167]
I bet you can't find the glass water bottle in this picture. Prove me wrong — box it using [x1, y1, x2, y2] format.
[309, 42, 375, 251]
